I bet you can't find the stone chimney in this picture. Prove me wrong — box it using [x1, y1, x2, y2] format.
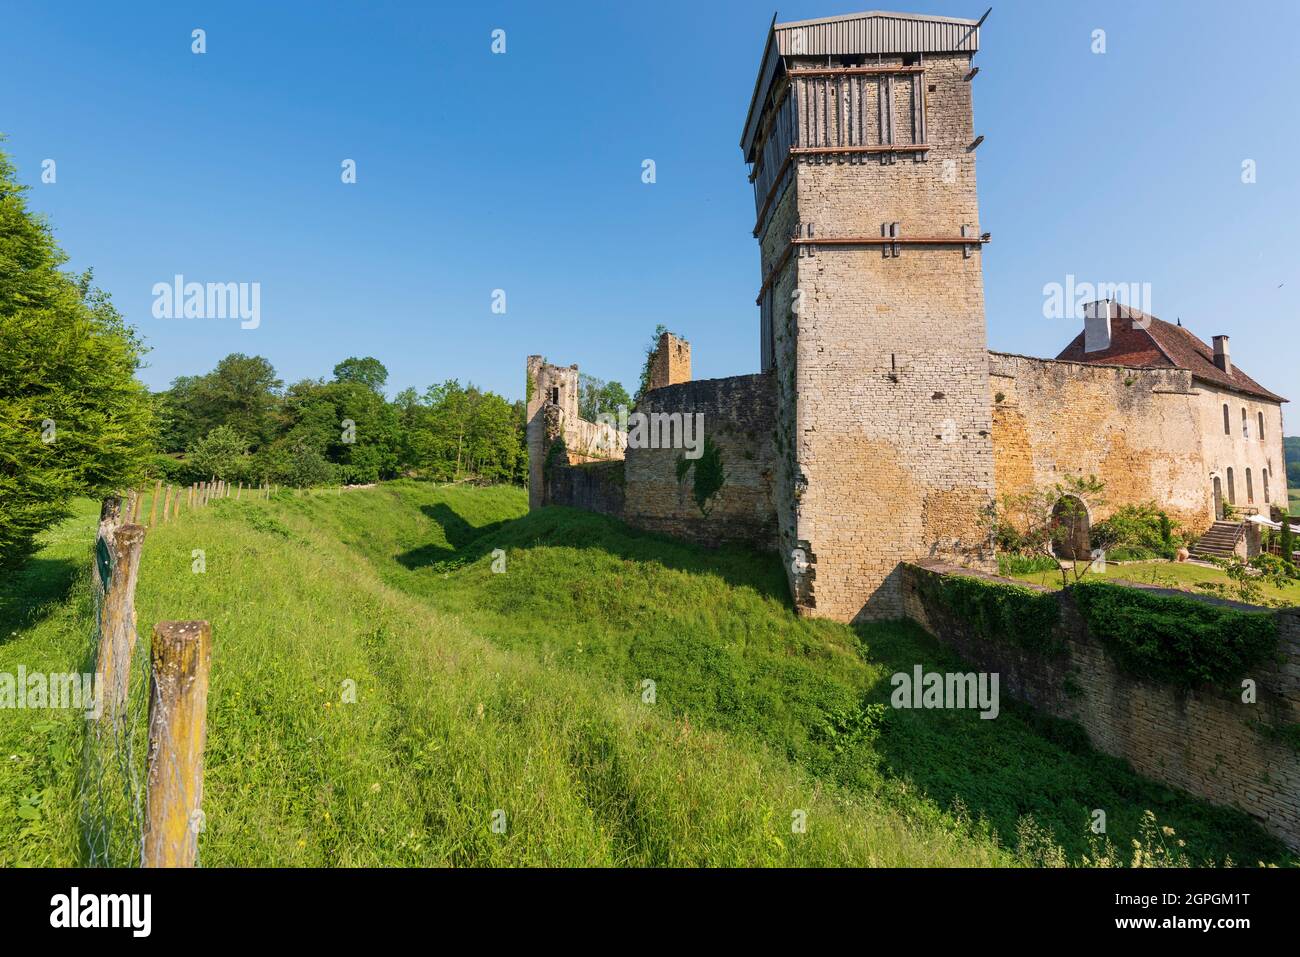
[1212, 335, 1232, 375]
[647, 332, 691, 392]
[1082, 300, 1112, 353]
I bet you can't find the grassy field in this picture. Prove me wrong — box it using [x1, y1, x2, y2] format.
[1008, 558, 1300, 606]
[1290, 488, 1300, 516]
[1, 482, 1293, 867]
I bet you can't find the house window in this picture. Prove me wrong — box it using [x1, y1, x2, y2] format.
[1222, 403, 1230, 434]
[1242, 407, 1249, 438]
[1259, 411, 1265, 440]
[1246, 468, 1254, 504]
[1227, 467, 1236, 504]
[1263, 468, 1270, 503]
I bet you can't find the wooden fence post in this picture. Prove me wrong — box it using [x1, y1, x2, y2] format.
[162, 485, 173, 523]
[94, 496, 123, 595]
[148, 480, 162, 527]
[96, 523, 147, 724]
[142, 620, 212, 868]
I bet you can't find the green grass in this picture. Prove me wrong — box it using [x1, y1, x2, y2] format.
[1, 481, 1293, 866]
[1008, 559, 1300, 606]
[1289, 489, 1300, 516]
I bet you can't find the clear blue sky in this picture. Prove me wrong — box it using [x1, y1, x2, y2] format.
[2, 0, 1296, 408]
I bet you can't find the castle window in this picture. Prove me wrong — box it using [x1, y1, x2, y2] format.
[1246, 468, 1254, 504]
[1263, 469, 1270, 503]
[550, 386, 560, 405]
[1241, 407, 1249, 438]
[1222, 403, 1230, 435]
[1259, 411, 1265, 440]
[1227, 468, 1236, 504]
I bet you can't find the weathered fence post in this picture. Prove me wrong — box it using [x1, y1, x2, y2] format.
[142, 620, 212, 868]
[96, 523, 147, 724]
[162, 485, 173, 523]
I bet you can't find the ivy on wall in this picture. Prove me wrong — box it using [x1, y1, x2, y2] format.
[1071, 580, 1278, 688]
[922, 572, 1061, 654]
[675, 438, 726, 517]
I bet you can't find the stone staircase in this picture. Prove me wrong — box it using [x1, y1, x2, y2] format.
[1188, 520, 1245, 561]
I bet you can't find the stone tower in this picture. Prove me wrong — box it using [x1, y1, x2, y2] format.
[525, 356, 580, 510]
[742, 10, 995, 621]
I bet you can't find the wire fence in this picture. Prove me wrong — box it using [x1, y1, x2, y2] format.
[77, 493, 213, 867]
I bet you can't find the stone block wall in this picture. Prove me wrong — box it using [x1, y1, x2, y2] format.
[545, 459, 625, 519]
[902, 561, 1300, 853]
[648, 332, 691, 392]
[990, 352, 1209, 532]
[623, 372, 779, 548]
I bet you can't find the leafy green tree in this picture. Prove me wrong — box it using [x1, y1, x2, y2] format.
[332, 356, 389, 394]
[158, 354, 282, 451]
[0, 146, 154, 565]
[579, 374, 631, 421]
[187, 425, 250, 482]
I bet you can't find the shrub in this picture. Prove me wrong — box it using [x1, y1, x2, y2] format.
[1092, 503, 1182, 553]
[1106, 545, 1161, 563]
[187, 425, 250, 482]
[1072, 580, 1277, 688]
[997, 553, 1059, 576]
[923, 572, 1061, 653]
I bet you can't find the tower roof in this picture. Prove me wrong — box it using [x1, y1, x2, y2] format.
[741, 9, 983, 161]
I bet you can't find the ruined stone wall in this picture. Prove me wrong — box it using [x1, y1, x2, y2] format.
[623, 373, 779, 548]
[647, 333, 691, 392]
[902, 562, 1300, 853]
[545, 460, 625, 519]
[783, 51, 996, 622]
[989, 353, 1209, 532]
[526, 356, 626, 510]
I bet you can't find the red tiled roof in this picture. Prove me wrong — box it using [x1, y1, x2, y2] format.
[1055, 307, 1286, 403]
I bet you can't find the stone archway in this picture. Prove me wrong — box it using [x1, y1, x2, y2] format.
[1050, 494, 1091, 560]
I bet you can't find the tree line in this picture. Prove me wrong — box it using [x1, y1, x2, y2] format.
[154, 353, 528, 489]
[2, 141, 639, 567]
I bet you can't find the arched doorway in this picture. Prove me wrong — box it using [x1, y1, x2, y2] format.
[1212, 475, 1223, 520]
[1051, 495, 1091, 560]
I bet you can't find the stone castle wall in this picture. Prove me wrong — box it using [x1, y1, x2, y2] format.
[902, 561, 1300, 853]
[989, 353, 1208, 531]
[623, 372, 779, 548]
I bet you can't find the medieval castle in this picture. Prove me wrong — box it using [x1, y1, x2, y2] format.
[526, 9, 1290, 624]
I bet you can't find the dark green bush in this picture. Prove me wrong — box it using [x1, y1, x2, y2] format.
[924, 573, 1061, 653]
[1092, 502, 1182, 552]
[1072, 580, 1277, 688]
[997, 553, 1060, 576]
[1106, 545, 1161, 562]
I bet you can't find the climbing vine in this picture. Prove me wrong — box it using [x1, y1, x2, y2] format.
[675, 438, 726, 517]
[922, 572, 1061, 654]
[1072, 580, 1278, 688]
